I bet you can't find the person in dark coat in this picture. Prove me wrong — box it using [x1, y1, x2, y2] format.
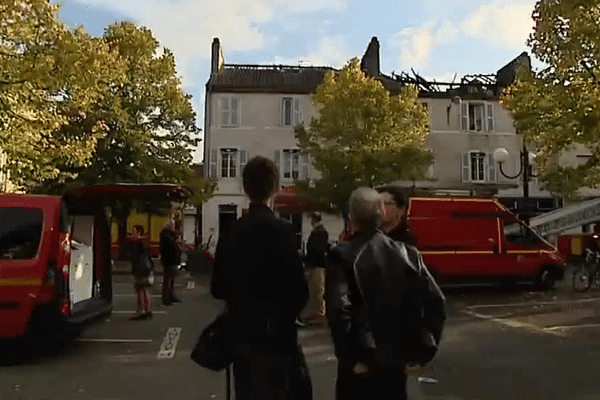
[376, 186, 415, 245]
[160, 219, 182, 305]
[211, 156, 312, 400]
[326, 187, 445, 400]
[128, 225, 154, 320]
[301, 211, 329, 325]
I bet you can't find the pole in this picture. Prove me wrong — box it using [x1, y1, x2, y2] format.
[522, 143, 530, 226]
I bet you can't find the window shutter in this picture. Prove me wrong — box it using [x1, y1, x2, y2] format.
[220, 98, 230, 126]
[475, 105, 484, 131]
[274, 150, 281, 180]
[486, 103, 494, 131]
[231, 97, 239, 127]
[487, 153, 497, 182]
[282, 98, 292, 126]
[461, 152, 470, 182]
[460, 102, 468, 131]
[300, 153, 310, 180]
[210, 149, 218, 179]
[293, 98, 303, 126]
[239, 149, 248, 174]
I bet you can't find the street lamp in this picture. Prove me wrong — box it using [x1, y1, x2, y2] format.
[493, 144, 540, 224]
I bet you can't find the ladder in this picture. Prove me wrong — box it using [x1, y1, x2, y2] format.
[526, 197, 600, 237]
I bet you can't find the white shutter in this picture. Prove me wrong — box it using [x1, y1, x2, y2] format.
[293, 98, 303, 126]
[210, 149, 218, 179]
[461, 152, 470, 182]
[231, 97, 239, 127]
[300, 153, 310, 180]
[220, 97, 230, 126]
[274, 150, 281, 180]
[460, 101, 469, 131]
[239, 149, 248, 174]
[487, 153, 497, 183]
[486, 103, 494, 132]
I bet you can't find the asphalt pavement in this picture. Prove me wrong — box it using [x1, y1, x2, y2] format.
[3, 267, 600, 399]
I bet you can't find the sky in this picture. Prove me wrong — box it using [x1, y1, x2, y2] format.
[53, 0, 541, 163]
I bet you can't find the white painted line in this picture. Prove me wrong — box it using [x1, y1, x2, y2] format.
[545, 323, 600, 331]
[113, 310, 167, 314]
[157, 327, 182, 359]
[462, 310, 555, 333]
[186, 281, 195, 289]
[75, 338, 153, 343]
[467, 297, 600, 310]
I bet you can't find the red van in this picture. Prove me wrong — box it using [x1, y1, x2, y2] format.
[406, 197, 565, 288]
[0, 184, 192, 343]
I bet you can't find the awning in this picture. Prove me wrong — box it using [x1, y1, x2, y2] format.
[273, 189, 307, 213]
[64, 183, 194, 203]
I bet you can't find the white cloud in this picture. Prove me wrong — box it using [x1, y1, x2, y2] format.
[275, 0, 346, 13]
[390, 19, 459, 70]
[462, 4, 535, 48]
[268, 35, 351, 67]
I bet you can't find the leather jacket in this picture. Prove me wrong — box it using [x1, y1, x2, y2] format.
[325, 230, 445, 367]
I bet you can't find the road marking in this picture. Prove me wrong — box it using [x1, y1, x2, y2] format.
[466, 297, 600, 310]
[186, 281, 195, 289]
[75, 338, 153, 343]
[113, 310, 167, 314]
[545, 323, 600, 331]
[157, 327, 182, 359]
[462, 310, 557, 334]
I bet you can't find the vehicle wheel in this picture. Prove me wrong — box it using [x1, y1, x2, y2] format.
[573, 265, 592, 292]
[538, 267, 557, 291]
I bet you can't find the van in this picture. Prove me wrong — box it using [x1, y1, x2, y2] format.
[406, 197, 565, 288]
[0, 184, 192, 342]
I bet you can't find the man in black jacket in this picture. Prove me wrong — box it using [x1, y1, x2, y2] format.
[159, 219, 181, 305]
[376, 186, 415, 245]
[326, 187, 445, 400]
[211, 156, 312, 400]
[302, 211, 329, 325]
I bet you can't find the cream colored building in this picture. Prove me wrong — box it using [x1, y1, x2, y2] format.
[202, 37, 592, 249]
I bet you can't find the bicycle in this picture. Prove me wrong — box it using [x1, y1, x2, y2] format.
[573, 248, 600, 292]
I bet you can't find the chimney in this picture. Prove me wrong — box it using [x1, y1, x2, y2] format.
[361, 37, 380, 77]
[211, 38, 224, 74]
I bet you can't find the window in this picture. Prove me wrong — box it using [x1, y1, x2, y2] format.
[275, 150, 310, 180]
[282, 97, 303, 127]
[220, 149, 238, 178]
[460, 102, 494, 132]
[0, 208, 43, 260]
[461, 151, 497, 183]
[220, 96, 240, 127]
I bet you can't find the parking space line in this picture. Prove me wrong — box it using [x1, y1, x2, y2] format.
[462, 310, 558, 334]
[157, 327, 182, 359]
[545, 323, 600, 331]
[75, 338, 153, 343]
[466, 297, 600, 310]
[186, 281, 195, 289]
[113, 310, 167, 314]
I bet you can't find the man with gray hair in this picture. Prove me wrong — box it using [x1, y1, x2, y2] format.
[326, 187, 445, 400]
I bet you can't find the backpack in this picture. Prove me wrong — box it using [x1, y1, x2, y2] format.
[352, 233, 445, 366]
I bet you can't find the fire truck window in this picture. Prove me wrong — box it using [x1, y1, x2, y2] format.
[504, 220, 540, 245]
[0, 208, 43, 260]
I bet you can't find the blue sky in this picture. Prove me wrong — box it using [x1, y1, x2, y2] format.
[53, 0, 540, 162]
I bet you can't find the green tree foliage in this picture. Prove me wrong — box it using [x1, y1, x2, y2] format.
[0, 0, 126, 184]
[295, 58, 432, 213]
[501, 0, 600, 198]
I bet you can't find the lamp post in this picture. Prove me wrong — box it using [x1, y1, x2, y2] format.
[493, 144, 540, 225]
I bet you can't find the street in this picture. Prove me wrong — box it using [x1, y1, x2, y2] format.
[3, 268, 600, 399]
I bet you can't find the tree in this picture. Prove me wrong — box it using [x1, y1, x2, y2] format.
[0, 0, 126, 185]
[294, 58, 432, 213]
[501, 0, 600, 199]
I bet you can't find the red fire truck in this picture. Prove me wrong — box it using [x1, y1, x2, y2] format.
[407, 197, 565, 288]
[0, 184, 192, 347]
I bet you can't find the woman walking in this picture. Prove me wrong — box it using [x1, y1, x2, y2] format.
[129, 225, 154, 320]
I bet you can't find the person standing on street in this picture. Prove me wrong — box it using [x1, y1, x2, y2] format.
[376, 186, 415, 245]
[160, 219, 182, 306]
[301, 212, 329, 325]
[211, 156, 313, 400]
[326, 187, 445, 400]
[129, 225, 154, 320]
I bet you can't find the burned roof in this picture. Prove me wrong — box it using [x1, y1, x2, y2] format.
[208, 64, 335, 94]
